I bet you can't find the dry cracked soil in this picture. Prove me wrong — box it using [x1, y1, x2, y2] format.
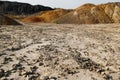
[0, 23, 120, 80]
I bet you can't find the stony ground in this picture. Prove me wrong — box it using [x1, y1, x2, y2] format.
[0, 23, 120, 80]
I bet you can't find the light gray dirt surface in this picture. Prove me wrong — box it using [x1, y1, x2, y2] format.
[0, 23, 120, 80]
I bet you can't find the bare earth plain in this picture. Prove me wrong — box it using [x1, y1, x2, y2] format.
[0, 23, 120, 80]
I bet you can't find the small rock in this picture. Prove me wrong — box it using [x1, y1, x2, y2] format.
[50, 76, 57, 80]
[104, 74, 113, 80]
[39, 62, 44, 66]
[4, 70, 11, 77]
[43, 76, 49, 80]
[0, 69, 5, 78]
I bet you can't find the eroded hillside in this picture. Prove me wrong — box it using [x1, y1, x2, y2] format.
[22, 9, 72, 23]
[54, 2, 120, 24]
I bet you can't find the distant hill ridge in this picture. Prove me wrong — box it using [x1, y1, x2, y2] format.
[1, 1, 120, 24]
[54, 2, 120, 24]
[0, 1, 53, 15]
[22, 2, 120, 24]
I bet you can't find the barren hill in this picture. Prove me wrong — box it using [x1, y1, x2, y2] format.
[54, 2, 120, 24]
[0, 14, 21, 25]
[22, 9, 72, 23]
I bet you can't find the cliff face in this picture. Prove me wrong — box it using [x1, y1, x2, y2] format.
[0, 1, 53, 15]
[54, 2, 120, 24]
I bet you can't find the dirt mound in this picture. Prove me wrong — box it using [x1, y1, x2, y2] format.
[54, 2, 120, 24]
[0, 14, 21, 25]
[22, 9, 72, 23]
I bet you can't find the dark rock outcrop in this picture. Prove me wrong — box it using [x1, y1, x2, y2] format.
[0, 1, 53, 15]
[0, 14, 21, 25]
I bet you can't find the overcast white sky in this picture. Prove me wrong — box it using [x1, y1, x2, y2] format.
[4, 0, 120, 9]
